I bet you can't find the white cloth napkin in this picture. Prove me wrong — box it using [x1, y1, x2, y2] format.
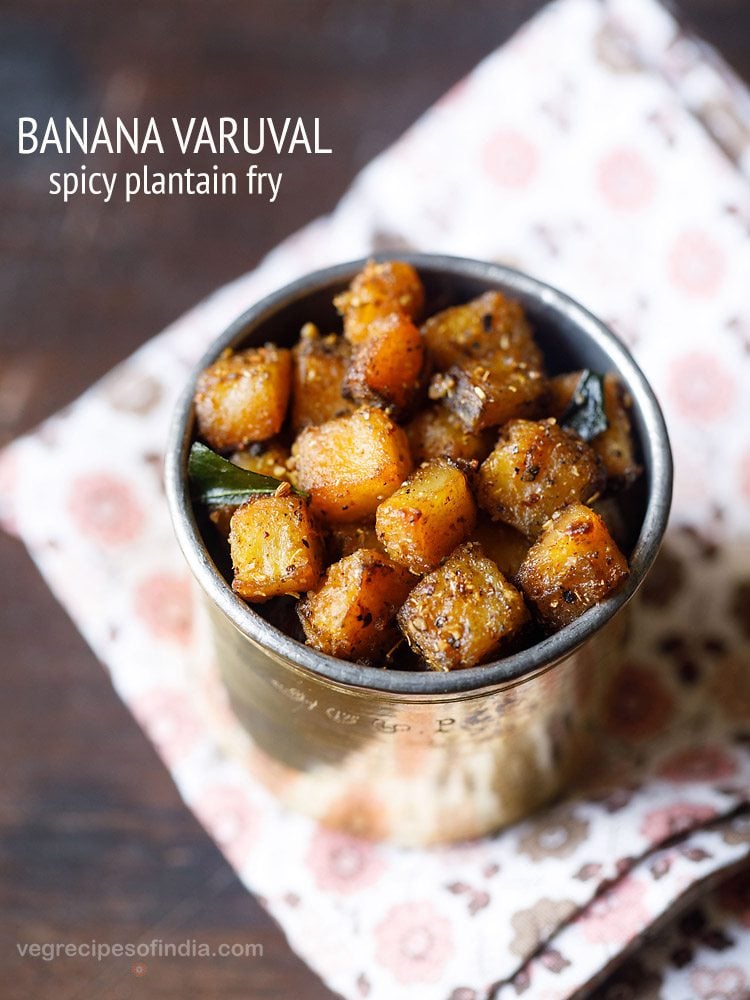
[3, 0, 750, 996]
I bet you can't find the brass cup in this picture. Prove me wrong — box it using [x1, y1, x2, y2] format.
[165, 255, 672, 846]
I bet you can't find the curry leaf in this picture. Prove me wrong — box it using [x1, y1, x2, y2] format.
[188, 442, 304, 508]
[558, 370, 608, 441]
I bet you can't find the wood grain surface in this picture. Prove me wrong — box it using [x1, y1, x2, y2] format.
[2, 3, 749, 997]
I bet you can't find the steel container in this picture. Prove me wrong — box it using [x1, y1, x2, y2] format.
[165, 255, 672, 846]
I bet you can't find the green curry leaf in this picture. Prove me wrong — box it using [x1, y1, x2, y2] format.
[188, 442, 305, 508]
[558, 369, 608, 441]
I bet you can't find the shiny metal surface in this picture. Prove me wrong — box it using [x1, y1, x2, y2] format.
[211, 599, 626, 844]
[165, 255, 672, 844]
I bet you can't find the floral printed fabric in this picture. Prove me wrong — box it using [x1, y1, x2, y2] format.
[2, 0, 750, 996]
[595, 862, 750, 1000]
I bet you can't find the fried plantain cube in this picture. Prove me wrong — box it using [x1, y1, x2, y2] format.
[421, 290, 543, 372]
[229, 488, 325, 603]
[405, 404, 494, 465]
[429, 356, 545, 433]
[516, 503, 629, 629]
[595, 376, 641, 487]
[343, 312, 427, 416]
[291, 323, 355, 433]
[194, 345, 292, 451]
[291, 406, 413, 524]
[298, 549, 415, 662]
[376, 459, 477, 574]
[334, 260, 425, 344]
[547, 372, 641, 487]
[231, 439, 291, 480]
[477, 418, 605, 538]
[473, 515, 531, 579]
[397, 542, 529, 671]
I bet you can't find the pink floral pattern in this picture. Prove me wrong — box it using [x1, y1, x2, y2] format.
[374, 902, 453, 984]
[68, 472, 143, 546]
[690, 966, 749, 1000]
[597, 147, 656, 209]
[579, 877, 650, 945]
[190, 784, 258, 870]
[130, 688, 203, 767]
[133, 571, 194, 646]
[641, 803, 718, 845]
[667, 230, 727, 297]
[667, 352, 737, 423]
[307, 827, 386, 894]
[481, 128, 539, 188]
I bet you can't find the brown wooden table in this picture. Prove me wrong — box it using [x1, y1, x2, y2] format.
[2, 2, 749, 997]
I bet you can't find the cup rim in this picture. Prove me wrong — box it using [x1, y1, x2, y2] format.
[165, 253, 673, 696]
